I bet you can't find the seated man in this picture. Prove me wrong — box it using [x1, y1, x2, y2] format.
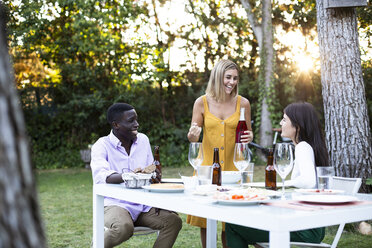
[90, 103, 182, 248]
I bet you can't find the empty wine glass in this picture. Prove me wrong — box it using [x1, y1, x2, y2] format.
[273, 143, 294, 200]
[233, 143, 251, 187]
[188, 142, 203, 174]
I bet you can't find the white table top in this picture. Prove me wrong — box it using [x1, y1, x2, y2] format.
[160, 179, 283, 187]
[94, 184, 372, 232]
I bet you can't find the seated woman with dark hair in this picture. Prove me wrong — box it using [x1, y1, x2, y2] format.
[226, 102, 328, 247]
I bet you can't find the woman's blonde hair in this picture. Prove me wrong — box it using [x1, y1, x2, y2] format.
[205, 59, 239, 102]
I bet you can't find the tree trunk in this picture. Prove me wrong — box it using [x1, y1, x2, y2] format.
[0, 4, 47, 247]
[241, 0, 274, 151]
[316, 1, 372, 192]
[259, 0, 274, 149]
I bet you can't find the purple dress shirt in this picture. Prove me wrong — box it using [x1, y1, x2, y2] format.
[90, 130, 153, 221]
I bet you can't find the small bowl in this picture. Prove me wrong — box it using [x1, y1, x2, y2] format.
[222, 171, 241, 184]
[181, 176, 198, 190]
[122, 173, 154, 188]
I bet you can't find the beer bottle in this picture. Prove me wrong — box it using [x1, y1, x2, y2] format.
[235, 108, 248, 143]
[211, 148, 222, 186]
[152, 145, 162, 183]
[265, 147, 277, 190]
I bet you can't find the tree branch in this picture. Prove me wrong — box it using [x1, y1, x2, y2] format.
[240, 0, 262, 47]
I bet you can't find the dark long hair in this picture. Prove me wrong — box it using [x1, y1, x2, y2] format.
[284, 102, 329, 167]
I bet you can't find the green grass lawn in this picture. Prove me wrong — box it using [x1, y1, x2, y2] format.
[36, 166, 372, 247]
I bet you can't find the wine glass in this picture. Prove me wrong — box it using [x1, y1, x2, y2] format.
[273, 143, 294, 200]
[188, 142, 203, 173]
[233, 143, 251, 187]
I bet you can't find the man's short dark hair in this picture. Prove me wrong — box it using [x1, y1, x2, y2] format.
[107, 103, 134, 126]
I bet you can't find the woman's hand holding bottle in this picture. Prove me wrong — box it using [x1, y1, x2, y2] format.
[235, 108, 253, 143]
[239, 130, 253, 143]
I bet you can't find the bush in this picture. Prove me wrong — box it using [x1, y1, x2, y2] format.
[32, 147, 83, 169]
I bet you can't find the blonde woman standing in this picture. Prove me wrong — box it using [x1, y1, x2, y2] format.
[187, 59, 254, 248]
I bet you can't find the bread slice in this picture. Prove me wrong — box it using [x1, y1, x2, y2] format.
[150, 183, 184, 189]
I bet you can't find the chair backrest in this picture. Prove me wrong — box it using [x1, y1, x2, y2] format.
[332, 176, 362, 195]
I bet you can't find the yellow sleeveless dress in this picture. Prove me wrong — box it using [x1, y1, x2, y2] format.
[186, 95, 241, 229]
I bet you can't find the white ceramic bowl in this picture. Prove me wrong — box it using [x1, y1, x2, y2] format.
[222, 171, 241, 184]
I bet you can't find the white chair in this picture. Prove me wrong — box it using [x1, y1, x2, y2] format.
[332, 176, 361, 195]
[133, 226, 160, 237]
[257, 176, 362, 248]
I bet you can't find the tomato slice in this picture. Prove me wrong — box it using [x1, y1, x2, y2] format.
[232, 194, 244, 200]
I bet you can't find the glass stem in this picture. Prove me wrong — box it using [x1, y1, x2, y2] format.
[240, 171, 243, 187]
[282, 178, 286, 200]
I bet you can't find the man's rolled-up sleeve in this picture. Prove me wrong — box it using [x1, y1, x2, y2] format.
[90, 140, 118, 184]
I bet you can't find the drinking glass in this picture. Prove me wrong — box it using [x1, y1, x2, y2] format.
[233, 143, 251, 187]
[273, 143, 294, 199]
[188, 142, 203, 173]
[316, 166, 335, 190]
[241, 163, 254, 186]
[197, 165, 212, 185]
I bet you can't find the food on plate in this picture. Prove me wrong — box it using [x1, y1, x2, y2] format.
[213, 188, 277, 201]
[231, 195, 244, 200]
[305, 189, 332, 193]
[217, 187, 231, 192]
[214, 192, 268, 201]
[192, 185, 233, 196]
[315, 189, 332, 193]
[150, 183, 184, 189]
[241, 187, 281, 197]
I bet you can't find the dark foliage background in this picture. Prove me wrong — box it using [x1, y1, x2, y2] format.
[4, 0, 371, 169]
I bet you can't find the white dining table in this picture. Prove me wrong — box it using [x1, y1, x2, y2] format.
[92, 184, 372, 248]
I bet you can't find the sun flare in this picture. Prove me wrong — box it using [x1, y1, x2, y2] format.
[296, 55, 314, 72]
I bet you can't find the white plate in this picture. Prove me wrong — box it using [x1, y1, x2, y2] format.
[161, 178, 183, 184]
[294, 194, 358, 204]
[215, 199, 269, 206]
[142, 185, 184, 193]
[294, 188, 345, 195]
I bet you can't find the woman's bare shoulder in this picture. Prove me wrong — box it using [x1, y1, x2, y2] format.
[194, 96, 204, 106]
[239, 95, 251, 107]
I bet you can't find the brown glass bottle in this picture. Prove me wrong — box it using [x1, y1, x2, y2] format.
[211, 148, 222, 186]
[265, 147, 276, 190]
[152, 145, 162, 183]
